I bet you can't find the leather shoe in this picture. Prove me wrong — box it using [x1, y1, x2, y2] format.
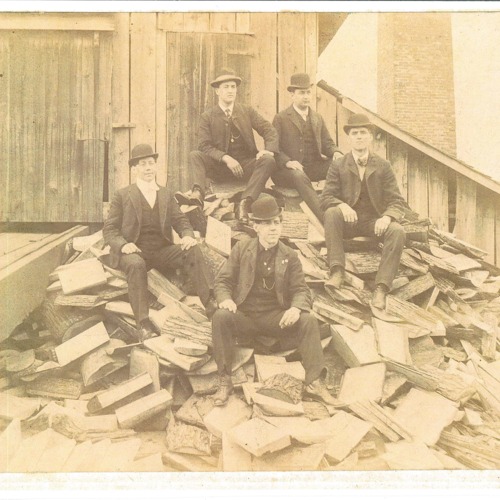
[327, 266, 344, 289]
[236, 197, 252, 223]
[213, 374, 234, 406]
[174, 190, 203, 208]
[304, 377, 344, 407]
[136, 319, 158, 342]
[371, 284, 388, 310]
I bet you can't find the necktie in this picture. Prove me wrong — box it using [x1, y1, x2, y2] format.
[225, 108, 231, 119]
[357, 157, 368, 167]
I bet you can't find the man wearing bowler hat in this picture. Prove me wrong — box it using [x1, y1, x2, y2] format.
[272, 73, 343, 222]
[181, 69, 279, 223]
[321, 114, 406, 309]
[211, 195, 340, 407]
[103, 144, 215, 341]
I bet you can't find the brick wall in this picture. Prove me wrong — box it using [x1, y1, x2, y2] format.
[377, 13, 457, 156]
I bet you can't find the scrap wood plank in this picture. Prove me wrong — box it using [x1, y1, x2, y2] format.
[222, 431, 253, 472]
[96, 437, 142, 472]
[144, 336, 210, 371]
[203, 395, 252, 438]
[165, 418, 211, 456]
[429, 227, 488, 259]
[162, 451, 218, 472]
[57, 257, 108, 294]
[348, 402, 400, 442]
[157, 291, 207, 323]
[206, 216, 232, 257]
[297, 251, 328, 280]
[74, 438, 113, 472]
[0, 392, 40, 420]
[373, 319, 411, 364]
[392, 388, 459, 446]
[26, 376, 83, 400]
[299, 201, 324, 237]
[385, 295, 446, 335]
[252, 392, 305, 417]
[252, 442, 325, 471]
[383, 441, 444, 470]
[87, 372, 153, 414]
[54, 321, 110, 367]
[254, 355, 305, 382]
[313, 300, 364, 331]
[105, 300, 135, 317]
[329, 324, 381, 367]
[372, 317, 429, 340]
[438, 430, 500, 466]
[338, 363, 386, 405]
[322, 411, 373, 464]
[31, 430, 77, 473]
[393, 273, 435, 301]
[400, 249, 429, 275]
[54, 294, 106, 309]
[345, 251, 381, 274]
[115, 389, 173, 429]
[294, 241, 328, 270]
[164, 317, 212, 346]
[229, 417, 292, 457]
[147, 268, 185, 301]
[383, 357, 440, 391]
[0, 419, 22, 472]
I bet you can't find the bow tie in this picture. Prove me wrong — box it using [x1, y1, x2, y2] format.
[357, 157, 368, 167]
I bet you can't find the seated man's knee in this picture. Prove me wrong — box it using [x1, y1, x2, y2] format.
[257, 155, 276, 170]
[212, 308, 235, 325]
[387, 222, 406, 243]
[123, 253, 147, 274]
[324, 206, 343, 222]
[189, 150, 204, 162]
[289, 169, 309, 183]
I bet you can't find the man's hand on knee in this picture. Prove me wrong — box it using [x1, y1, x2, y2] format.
[180, 236, 197, 251]
[219, 299, 237, 313]
[121, 242, 141, 254]
[374, 215, 391, 237]
[222, 155, 244, 178]
[285, 160, 304, 172]
[256, 150, 274, 160]
[279, 307, 301, 329]
[339, 203, 358, 224]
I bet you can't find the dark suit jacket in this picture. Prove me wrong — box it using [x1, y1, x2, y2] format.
[214, 238, 311, 312]
[198, 103, 279, 162]
[273, 105, 341, 168]
[320, 152, 405, 221]
[103, 184, 195, 268]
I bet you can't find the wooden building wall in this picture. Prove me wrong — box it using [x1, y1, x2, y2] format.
[0, 12, 318, 223]
[317, 81, 500, 265]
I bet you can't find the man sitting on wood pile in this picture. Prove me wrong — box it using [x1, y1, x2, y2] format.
[211, 194, 340, 407]
[103, 144, 216, 341]
[321, 113, 406, 309]
[177, 68, 279, 223]
[272, 73, 343, 222]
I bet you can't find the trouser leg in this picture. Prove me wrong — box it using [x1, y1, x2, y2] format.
[272, 168, 324, 222]
[245, 308, 325, 386]
[240, 155, 277, 200]
[211, 309, 258, 375]
[117, 253, 150, 325]
[324, 206, 348, 271]
[189, 150, 219, 196]
[376, 222, 406, 287]
[151, 244, 213, 305]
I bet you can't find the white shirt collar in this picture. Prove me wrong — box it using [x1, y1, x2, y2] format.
[219, 102, 235, 116]
[352, 150, 369, 163]
[136, 177, 159, 192]
[293, 104, 309, 120]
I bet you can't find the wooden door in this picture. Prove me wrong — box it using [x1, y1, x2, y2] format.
[164, 32, 255, 192]
[0, 30, 112, 222]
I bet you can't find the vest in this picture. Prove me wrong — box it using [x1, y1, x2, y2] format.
[353, 175, 379, 221]
[135, 194, 165, 253]
[227, 119, 251, 161]
[301, 114, 320, 166]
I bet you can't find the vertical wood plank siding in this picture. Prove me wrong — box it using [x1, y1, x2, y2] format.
[0, 30, 111, 222]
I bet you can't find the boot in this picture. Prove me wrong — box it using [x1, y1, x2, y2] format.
[371, 284, 389, 310]
[136, 318, 158, 342]
[213, 373, 234, 406]
[304, 376, 344, 407]
[327, 266, 344, 289]
[236, 197, 252, 223]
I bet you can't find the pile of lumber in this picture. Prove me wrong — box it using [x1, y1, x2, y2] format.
[1, 184, 500, 472]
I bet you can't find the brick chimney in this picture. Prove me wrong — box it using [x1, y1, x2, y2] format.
[377, 13, 457, 156]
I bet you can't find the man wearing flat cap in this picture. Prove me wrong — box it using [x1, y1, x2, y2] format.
[182, 69, 279, 222]
[211, 195, 340, 407]
[321, 114, 406, 309]
[272, 73, 343, 222]
[103, 144, 215, 341]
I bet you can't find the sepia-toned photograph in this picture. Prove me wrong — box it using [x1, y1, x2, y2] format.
[0, 2, 499, 494]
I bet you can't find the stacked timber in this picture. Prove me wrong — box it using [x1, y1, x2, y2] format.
[2, 185, 500, 473]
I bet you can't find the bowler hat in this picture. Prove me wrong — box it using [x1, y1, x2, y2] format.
[343, 113, 375, 134]
[287, 73, 313, 92]
[129, 144, 159, 167]
[249, 195, 283, 221]
[210, 68, 242, 88]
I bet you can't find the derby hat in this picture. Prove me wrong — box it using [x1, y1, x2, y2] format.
[210, 68, 242, 88]
[343, 113, 375, 134]
[249, 195, 283, 222]
[287, 73, 313, 92]
[129, 144, 159, 167]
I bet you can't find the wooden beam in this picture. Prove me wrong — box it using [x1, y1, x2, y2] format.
[0, 225, 88, 341]
[454, 174, 477, 243]
[0, 13, 115, 31]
